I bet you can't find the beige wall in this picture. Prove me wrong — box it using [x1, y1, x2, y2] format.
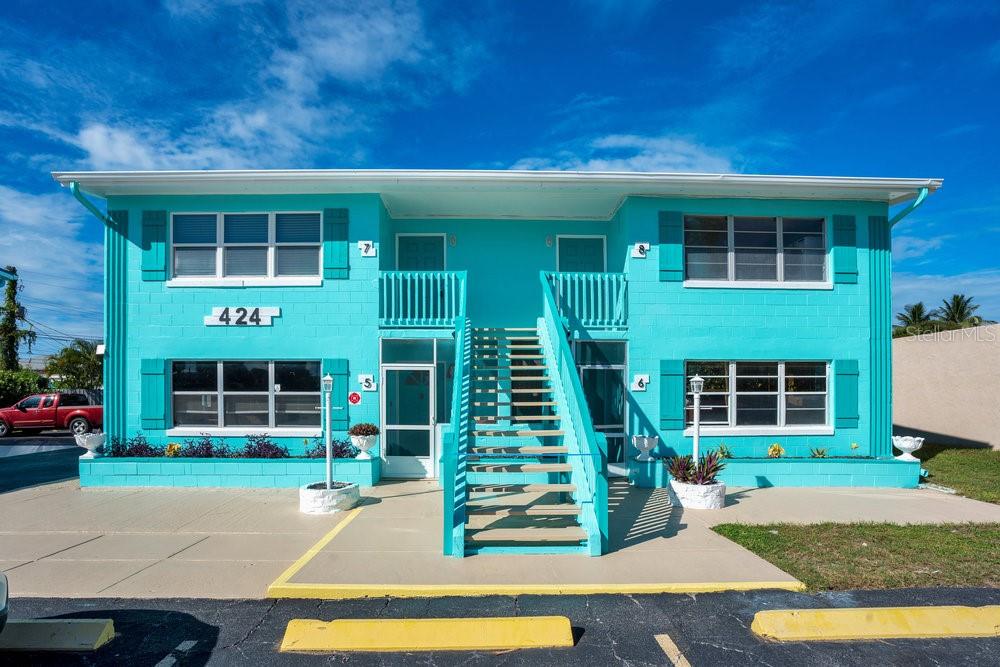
[893, 324, 1000, 449]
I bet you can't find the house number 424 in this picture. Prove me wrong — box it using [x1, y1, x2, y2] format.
[204, 307, 281, 327]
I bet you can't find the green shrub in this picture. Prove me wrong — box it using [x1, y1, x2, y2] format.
[0, 369, 48, 407]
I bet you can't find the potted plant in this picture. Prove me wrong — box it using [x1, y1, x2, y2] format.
[348, 423, 380, 459]
[665, 451, 727, 510]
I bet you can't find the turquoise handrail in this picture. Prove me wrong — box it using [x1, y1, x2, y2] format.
[544, 272, 627, 331]
[441, 281, 470, 555]
[538, 271, 609, 555]
[380, 271, 466, 327]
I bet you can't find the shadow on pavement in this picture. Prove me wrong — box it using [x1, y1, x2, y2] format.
[0, 448, 82, 493]
[5, 608, 219, 666]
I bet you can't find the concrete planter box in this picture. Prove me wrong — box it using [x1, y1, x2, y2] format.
[627, 457, 920, 489]
[299, 482, 361, 514]
[668, 479, 727, 509]
[80, 457, 381, 488]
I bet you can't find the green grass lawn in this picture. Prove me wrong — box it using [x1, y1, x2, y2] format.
[916, 443, 1000, 504]
[713, 523, 1000, 590]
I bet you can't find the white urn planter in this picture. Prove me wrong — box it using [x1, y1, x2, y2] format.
[668, 479, 727, 510]
[892, 435, 925, 462]
[351, 434, 379, 459]
[75, 432, 106, 459]
[632, 435, 659, 462]
[299, 482, 360, 515]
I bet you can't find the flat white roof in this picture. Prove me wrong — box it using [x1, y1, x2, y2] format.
[52, 169, 942, 220]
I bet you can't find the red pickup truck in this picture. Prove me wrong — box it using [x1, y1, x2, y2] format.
[0, 393, 103, 438]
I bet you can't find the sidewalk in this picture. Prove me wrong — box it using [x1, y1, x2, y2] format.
[2, 475, 998, 599]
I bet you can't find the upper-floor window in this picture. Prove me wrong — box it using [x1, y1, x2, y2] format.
[171, 212, 321, 279]
[684, 215, 826, 283]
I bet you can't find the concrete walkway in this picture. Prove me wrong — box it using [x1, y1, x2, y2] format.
[277, 480, 1000, 596]
[2, 476, 998, 599]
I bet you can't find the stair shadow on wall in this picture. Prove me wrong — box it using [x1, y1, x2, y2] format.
[607, 479, 684, 551]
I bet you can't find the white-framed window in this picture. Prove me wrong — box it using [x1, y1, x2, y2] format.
[171, 360, 321, 428]
[684, 215, 826, 284]
[685, 361, 828, 428]
[171, 212, 322, 280]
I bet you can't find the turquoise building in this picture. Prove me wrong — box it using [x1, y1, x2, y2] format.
[54, 169, 940, 555]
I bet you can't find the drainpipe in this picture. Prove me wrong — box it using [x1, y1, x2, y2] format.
[889, 187, 929, 228]
[69, 181, 114, 225]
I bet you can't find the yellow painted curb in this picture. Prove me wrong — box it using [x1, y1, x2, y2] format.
[280, 616, 574, 652]
[265, 507, 363, 597]
[0, 619, 115, 652]
[752, 605, 1000, 642]
[268, 580, 805, 600]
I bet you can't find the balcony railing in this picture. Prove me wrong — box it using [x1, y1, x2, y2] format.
[379, 271, 467, 327]
[544, 272, 627, 330]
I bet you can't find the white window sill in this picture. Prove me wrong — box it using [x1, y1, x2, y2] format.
[166, 427, 321, 438]
[166, 277, 322, 288]
[683, 280, 833, 290]
[683, 426, 834, 437]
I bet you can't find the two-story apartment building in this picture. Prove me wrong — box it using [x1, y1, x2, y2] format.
[53, 169, 940, 556]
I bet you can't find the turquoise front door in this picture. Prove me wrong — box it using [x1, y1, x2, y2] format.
[397, 234, 446, 270]
[557, 236, 606, 272]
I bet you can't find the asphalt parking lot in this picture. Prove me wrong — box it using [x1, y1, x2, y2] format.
[0, 433, 80, 492]
[5, 588, 1000, 666]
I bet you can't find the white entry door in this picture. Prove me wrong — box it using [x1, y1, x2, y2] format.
[381, 366, 436, 478]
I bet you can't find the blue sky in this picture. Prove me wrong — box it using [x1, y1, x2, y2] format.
[1, 0, 998, 357]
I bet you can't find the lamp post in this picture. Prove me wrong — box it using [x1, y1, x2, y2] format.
[322, 373, 333, 490]
[689, 374, 704, 463]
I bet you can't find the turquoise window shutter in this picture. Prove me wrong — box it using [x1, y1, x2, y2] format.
[141, 210, 168, 281]
[834, 359, 859, 428]
[140, 359, 167, 429]
[832, 215, 858, 284]
[659, 359, 685, 429]
[658, 211, 684, 281]
[323, 358, 350, 429]
[323, 208, 349, 279]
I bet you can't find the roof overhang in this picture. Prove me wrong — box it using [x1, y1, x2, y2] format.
[51, 169, 943, 221]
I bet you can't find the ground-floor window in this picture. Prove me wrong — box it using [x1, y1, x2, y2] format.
[171, 360, 321, 428]
[685, 361, 828, 428]
[573, 341, 627, 466]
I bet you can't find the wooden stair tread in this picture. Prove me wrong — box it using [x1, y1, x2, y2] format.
[470, 445, 569, 455]
[473, 401, 558, 407]
[473, 389, 554, 394]
[466, 503, 581, 516]
[464, 526, 586, 543]
[469, 483, 576, 493]
[474, 415, 560, 422]
[472, 428, 563, 436]
[471, 377, 549, 382]
[474, 336, 539, 341]
[468, 463, 571, 472]
[473, 327, 538, 332]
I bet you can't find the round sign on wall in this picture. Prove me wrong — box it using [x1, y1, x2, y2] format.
[348, 392, 362, 405]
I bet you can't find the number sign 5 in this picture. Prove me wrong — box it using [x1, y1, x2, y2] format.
[204, 307, 281, 327]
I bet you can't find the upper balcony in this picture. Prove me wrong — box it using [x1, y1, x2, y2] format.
[544, 271, 627, 332]
[379, 271, 467, 328]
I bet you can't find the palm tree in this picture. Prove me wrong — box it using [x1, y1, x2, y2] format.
[45, 339, 102, 389]
[935, 294, 982, 327]
[895, 302, 934, 328]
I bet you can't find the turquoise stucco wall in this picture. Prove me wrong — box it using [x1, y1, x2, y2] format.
[386, 217, 613, 326]
[105, 193, 386, 453]
[617, 196, 890, 459]
[98, 191, 893, 477]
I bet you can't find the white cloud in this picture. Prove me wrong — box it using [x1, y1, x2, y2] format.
[892, 234, 948, 261]
[0, 186, 104, 353]
[894, 268, 1000, 321]
[511, 134, 736, 173]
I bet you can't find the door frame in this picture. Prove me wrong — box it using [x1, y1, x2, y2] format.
[379, 363, 438, 479]
[396, 233, 447, 270]
[556, 234, 607, 273]
[573, 340, 628, 477]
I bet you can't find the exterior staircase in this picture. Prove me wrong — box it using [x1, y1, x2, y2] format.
[462, 326, 589, 553]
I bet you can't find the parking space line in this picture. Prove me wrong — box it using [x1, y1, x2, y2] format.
[265, 508, 363, 595]
[654, 633, 692, 667]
